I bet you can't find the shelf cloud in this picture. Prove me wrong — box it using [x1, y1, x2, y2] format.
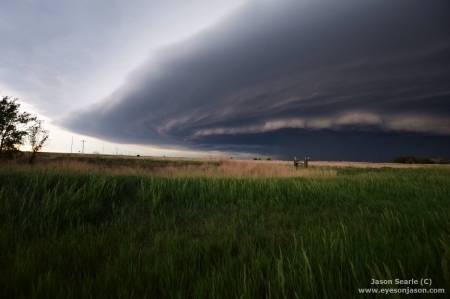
[59, 0, 450, 160]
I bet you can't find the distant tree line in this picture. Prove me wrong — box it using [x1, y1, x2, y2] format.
[392, 156, 449, 164]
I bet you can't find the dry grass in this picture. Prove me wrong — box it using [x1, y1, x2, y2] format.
[150, 159, 336, 178]
[310, 161, 450, 168]
[7, 156, 337, 178]
[9, 153, 448, 179]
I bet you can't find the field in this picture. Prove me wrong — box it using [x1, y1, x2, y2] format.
[1, 154, 449, 298]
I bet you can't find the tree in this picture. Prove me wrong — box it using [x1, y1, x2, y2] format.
[27, 119, 49, 164]
[0, 96, 36, 159]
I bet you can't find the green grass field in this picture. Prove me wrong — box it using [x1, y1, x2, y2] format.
[1, 157, 449, 298]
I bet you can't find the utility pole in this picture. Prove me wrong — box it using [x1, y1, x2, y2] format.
[71, 137, 73, 153]
[81, 140, 87, 154]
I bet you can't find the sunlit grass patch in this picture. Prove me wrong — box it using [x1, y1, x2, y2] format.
[3, 155, 337, 178]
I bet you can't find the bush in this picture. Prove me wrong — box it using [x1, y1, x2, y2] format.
[393, 156, 450, 164]
[393, 156, 418, 164]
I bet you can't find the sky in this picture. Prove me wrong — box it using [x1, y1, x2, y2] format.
[1, 0, 449, 161]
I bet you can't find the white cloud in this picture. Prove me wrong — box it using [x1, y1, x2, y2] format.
[187, 113, 450, 138]
[264, 119, 306, 130]
[335, 113, 382, 126]
[385, 115, 450, 135]
[306, 118, 334, 129]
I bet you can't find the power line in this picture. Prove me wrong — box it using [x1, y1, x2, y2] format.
[81, 140, 87, 154]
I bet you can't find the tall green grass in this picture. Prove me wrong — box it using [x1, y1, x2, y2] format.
[1, 165, 449, 298]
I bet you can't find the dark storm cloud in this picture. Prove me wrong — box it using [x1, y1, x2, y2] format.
[60, 0, 450, 160]
[191, 129, 450, 162]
